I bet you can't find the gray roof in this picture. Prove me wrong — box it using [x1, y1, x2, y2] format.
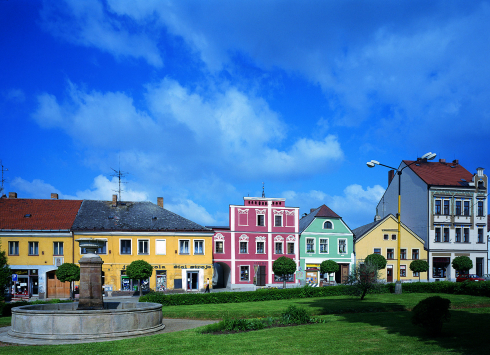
[72, 200, 211, 232]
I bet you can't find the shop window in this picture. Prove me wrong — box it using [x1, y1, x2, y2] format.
[256, 241, 265, 254]
[120, 240, 132, 255]
[194, 240, 204, 254]
[240, 266, 250, 281]
[179, 240, 190, 254]
[320, 239, 328, 253]
[215, 241, 224, 253]
[8, 241, 19, 256]
[28, 242, 38, 256]
[400, 265, 406, 277]
[138, 240, 149, 255]
[53, 242, 64, 256]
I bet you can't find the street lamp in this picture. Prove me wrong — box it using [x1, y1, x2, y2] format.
[367, 152, 436, 294]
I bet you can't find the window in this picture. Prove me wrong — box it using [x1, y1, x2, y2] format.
[374, 248, 381, 255]
[306, 238, 315, 253]
[400, 265, 406, 277]
[464, 201, 470, 216]
[257, 214, 265, 226]
[53, 242, 63, 256]
[274, 215, 282, 227]
[240, 241, 248, 254]
[138, 240, 149, 255]
[478, 228, 484, 243]
[463, 228, 469, 243]
[82, 241, 107, 254]
[120, 240, 131, 255]
[8, 241, 19, 256]
[455, 201, 461, 216]
[435, 200, 441, 214]
[455, 228, 461, 243]
[412, 249, 419, 260]
[320, 239, 328, 253]
[179, 240, 190, 254]
[324, 221, 333, 229]
[256, 241, 265, 254]
[391, 234, 397, 240]
[443, 228, 449, 242]
[387, 249, 394, 259]
[194, 240, 204, 254]
[28, 241, 39, 255]
[383, 234, 388, 240]
[275, 242, 283, 254]
[478, 201, 484, 216]
[287, 242, 294, 254]
[400, 249, 407, 260]
[156, 239, 166, 255]
[443, 200, 450, 215]
[435, 227, 441, 242]
[338, 239, 347, 254]
[413, 271, 420, 277]
[215, 241, 224, 253]
[240, 266, 249, 281]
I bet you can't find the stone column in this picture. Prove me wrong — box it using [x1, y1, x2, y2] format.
[77, 256, 104, 310]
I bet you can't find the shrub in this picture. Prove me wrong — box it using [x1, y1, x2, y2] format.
[364, 254, 387, 270]
[412, 296, 451, 336]
[452, 256, 473, 274]
[281, 305, 310, 324]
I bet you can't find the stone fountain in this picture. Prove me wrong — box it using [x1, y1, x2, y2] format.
[8, 238, 164, 342]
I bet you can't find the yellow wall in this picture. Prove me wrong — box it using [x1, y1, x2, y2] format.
[73, 233, 214, 291]
[355, 217, 428, 281]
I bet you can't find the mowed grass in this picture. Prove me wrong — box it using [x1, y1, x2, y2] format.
[1, 294, 490, 354]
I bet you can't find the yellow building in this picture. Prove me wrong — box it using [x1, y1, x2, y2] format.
[353, 214, 428, 282]
[72, 197, 214, 292]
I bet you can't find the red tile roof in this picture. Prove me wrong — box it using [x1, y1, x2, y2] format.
[0, 198, 82, 230]
[404, 160, 474, 187]
[315, 204, 341, 218]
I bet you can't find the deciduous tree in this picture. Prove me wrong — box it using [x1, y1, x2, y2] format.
[55, 263, 80, 300]
[320, 260, 339, 284]
[451, 256, 473, 274]
[126, 260, 153, 296]
[272, 256, 296, 289]
[409, 260, 429, 282]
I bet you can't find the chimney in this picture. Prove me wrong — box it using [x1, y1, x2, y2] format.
[310, 208, 315, 213]
[157, 197, 164, 208]
[51, 193, 59, 199]
[9, 192, 17, 199]
[452, 159, 459, 165]
[388, 170, 395, 186]
[439, 159, 446, 163]
[477, 167, 484, 177]
[374, 215, 381, 221]
[112, 194, 118, 207]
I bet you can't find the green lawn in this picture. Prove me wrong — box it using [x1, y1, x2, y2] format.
[1, 294, 489, 354]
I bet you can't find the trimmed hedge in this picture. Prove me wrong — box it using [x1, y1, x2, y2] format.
[139, 281, 490, 307]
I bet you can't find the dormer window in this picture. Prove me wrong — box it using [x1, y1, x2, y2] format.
[323, 221, 333, 229]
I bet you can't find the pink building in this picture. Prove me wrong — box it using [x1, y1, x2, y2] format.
[212, 197, 299, 289]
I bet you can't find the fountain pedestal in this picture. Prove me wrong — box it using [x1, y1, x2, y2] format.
[76, 238, 105, 310]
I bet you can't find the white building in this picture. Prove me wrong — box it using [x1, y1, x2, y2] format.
[376, 158, 487, 281]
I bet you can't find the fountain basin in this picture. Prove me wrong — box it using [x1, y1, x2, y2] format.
[9, 302, 164, 340]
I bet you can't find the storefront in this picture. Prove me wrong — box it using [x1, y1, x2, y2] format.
[11, 269, 39, 298]
[433, 257, 450, 279]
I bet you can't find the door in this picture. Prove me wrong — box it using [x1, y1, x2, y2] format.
[476, 258, 483, 276]
[341, 264, 349, 284]
[156, 271, 167, 291]
[47, 271, 70, 298]
[257, 266, 266, 286]
[387, 266, 393, 283]
[187, 271, 199, 290]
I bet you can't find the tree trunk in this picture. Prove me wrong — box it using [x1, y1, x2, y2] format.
[138, 279, 142, 297]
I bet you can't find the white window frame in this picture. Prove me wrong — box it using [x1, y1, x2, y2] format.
[155, 239, 166, 255]
[179, 239, 190, 255]
[338, 238, 347, 254]
[120, 239, 132, 255]
[274, 214, 283, 227]
[240, 265, 250, 281]
[287, 242, 295, 254]
[435, 199, 442, 215]
[215, 240, 224, 253]
[137, 239, 150, 255]
[257, 214, 265, 226]
[374, 248, 381, 255]
[275, 241, 283, 254]
[319, 238, 328, 254]
[412, 248, 419, 260]
[323, 220, 333, 229]
[194, 239, 204, 255]
[28, 241, 39, 255]
[256, 241, 265, 254]
[53, 241, 64, 256]
[8, 241, 19, 256]
[239, 241, 248, 254]
[306, 238, 315, 253]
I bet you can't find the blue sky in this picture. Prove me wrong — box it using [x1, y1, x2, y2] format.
[1, 0, 489, 229]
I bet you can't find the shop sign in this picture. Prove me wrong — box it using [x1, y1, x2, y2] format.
[11, 269, 28, 275]
[121, 264, 167, 270]
[173, 265, 212, 269]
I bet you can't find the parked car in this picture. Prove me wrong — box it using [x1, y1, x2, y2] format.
[456, 274, 485, 282]
[482, 274, 490, 281]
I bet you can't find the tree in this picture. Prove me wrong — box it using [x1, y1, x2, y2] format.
[0, 249, 11, 302]
[55, 263, 80, 300]
[126, 260, 153, 296]
[272, 256, 297, 289]
[320, 260, 339, 284]
[410, 260, 429, 282]
[364, 253, 387, 270]
[452, 256, 473, 275]
[345, 261, 381, 300]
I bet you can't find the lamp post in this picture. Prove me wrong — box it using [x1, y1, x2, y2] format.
[367, 152, 436, 294]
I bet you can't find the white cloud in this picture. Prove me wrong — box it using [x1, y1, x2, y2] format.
[165, 198, 216, 226]
[10, 178, 61, 199]
[5, 89, 25, 103]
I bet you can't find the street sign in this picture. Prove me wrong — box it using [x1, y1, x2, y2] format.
[12, 274, 18, 282]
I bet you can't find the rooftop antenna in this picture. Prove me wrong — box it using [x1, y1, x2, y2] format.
[262, 182, 265, 198]
[0, 160, 7, 195]
[111, 157, 128, 202]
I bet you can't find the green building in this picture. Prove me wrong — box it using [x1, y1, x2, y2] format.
[298, 205, 354, 285]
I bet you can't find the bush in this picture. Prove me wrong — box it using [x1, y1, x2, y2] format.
[281, 305, 310, 324]
[411, 296, 451, 336]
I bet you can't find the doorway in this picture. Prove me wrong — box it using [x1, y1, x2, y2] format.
[387, 266, 393, 283]
[256, 266, 266, 286]
[187, 271, 199, 291]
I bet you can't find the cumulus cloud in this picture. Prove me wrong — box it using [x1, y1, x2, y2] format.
[5, 89, 26, 103]
[10, 178, 61, 199]
[165, 198, 216, 226]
